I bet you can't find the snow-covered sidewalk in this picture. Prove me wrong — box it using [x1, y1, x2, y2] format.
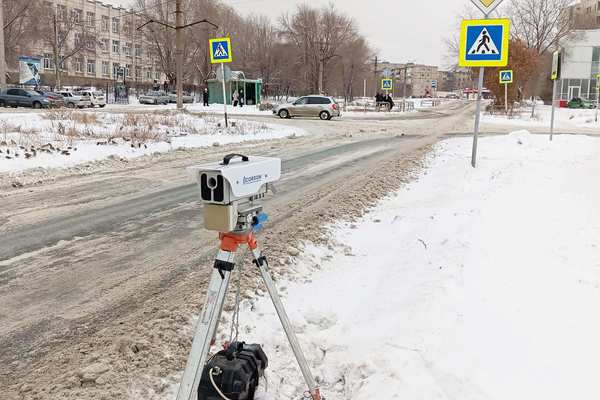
[233, 131, 600, 399]
[483, 104, 600, 130]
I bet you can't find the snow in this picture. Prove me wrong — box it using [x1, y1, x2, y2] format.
[483, 104, 600, 129]
[223, 131, 600, 399]
[104, 102, 274, 116]
[0, 111, 302, 173]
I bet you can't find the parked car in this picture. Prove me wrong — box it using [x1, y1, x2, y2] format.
[0, 88, 52, 109]
[446, 93, 460, 99]
[35, 91, 66, 108]
[568, 97, 594, 109]
[168, 92, 194, 103]
[78, 91, 106, 108]
[139, 91, 170, 105]
[57, 91, 92, 108]
[273, 95, 341, 120]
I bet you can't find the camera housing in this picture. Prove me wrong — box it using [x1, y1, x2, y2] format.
[188, 154, 281, 232]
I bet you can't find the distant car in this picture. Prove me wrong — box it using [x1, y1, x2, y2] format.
[273, 95, 341, 120]
[446, 93, 460, 99]
[57, 91, 92, 108]
[0, 88, 52, 109]
[78, 91, 106, 108]
[568, 97, 594, 109]
[35, 91, 66, 108]
[139, 91, 170, 105]
[168, 92, 194, 103]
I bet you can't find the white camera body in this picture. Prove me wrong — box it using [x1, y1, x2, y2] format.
[188, 154, 281, 232]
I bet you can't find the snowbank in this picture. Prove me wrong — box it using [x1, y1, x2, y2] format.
[483, 104, 600, 129]
[225, 131, 600, 399]
[0, 111, 302, 173]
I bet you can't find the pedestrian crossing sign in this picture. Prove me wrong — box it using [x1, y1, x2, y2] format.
[381, 78, 393, 90]
[209, 37, 232, 64]
[459, 19, 510, 67]
[499, 70, 513, 84]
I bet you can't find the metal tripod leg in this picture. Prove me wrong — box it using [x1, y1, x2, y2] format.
[176, 249, 235, 400]
[252, 247, 322, 400]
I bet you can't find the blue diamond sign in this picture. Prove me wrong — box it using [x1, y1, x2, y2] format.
[209, 37, 232, 64]
[499, 70, 513, 84]
[459, 18, 510, 67]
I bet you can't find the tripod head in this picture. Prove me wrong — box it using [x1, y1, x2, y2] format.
[188, 154, 280, 232]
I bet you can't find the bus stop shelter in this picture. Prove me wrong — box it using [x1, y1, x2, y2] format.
[207, 71, 262, 105]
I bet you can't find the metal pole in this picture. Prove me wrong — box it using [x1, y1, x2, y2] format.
[504, 83, 508, 114]
[363, 79, 367, 113]
[175, 0, 183, 110]
[472, 66, 485, 168]
[0, 0, 6, 90]
[221, 63, 228, 127]
[595, 85, 599, 123]
[550, 79, 557, 141]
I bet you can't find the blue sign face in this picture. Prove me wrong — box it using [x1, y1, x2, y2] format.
[501, 71, 512, 82]
[465, 24, 505, 62]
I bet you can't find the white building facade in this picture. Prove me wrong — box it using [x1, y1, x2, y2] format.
[558, 29, 600, 101]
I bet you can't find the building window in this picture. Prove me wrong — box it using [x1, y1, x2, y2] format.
[86, 12, 95, 27]
[43, 53, 53, 69]
[123, 42, 132, 56]
[101, 16, 109, 32]
[123, 21, 132, 35]
[100, 38, 109, 52]
[102, 61, 110, 76]
[135, 44, 142, 58]
[74, 58, 83, 73]
[113, 63, 121, 77]
[112, 40, 120, 53]
[155, 71, 160, 80]
[87, 59, 96, 75]
[145, 69, 152, 80]
[86, 36, 96, 51]
[74, 32, 82, 47]
[72, 9, 82, 24]
[125, 64, 132, 77]
[112, 17, 120, 34]
[57, 5, 67, 20]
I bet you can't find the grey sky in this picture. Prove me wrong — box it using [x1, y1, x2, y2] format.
[112, 0, 469, 67]
[229, 0, 468, 67]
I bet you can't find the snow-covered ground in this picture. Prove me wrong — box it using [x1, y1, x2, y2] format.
[483, 104, 600, 130]
[0, 110, 302, 173]
[225, 131, 600, 399]
[104, 102, 275, 116]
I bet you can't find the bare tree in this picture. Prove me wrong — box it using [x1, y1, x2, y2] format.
[507, 0, 573, 55]
[2, 1, 45, 71]
[39, 2, 96, 88]
[279, 3, 359, 94]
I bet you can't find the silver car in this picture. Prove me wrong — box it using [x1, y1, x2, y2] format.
[274, 95, 341, 120]
[139, 91, 170, 105]
[57, 91, 92, 108]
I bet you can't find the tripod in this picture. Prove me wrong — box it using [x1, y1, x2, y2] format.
[176, 224, 322, 400]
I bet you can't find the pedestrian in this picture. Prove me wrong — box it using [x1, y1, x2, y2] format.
[152, 80, 159, 91]
[203, 87, 209, 107]
[386, 93, 394, 111]
[239, 89, 244, 107]
[232, 90, 239, 107]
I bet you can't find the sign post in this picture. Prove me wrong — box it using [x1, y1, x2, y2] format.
[499, 70, 513, 114]
[209, 37, 233, 128]
[596, 73, 600, 123]
[459, 15, 510, 168]
[550, 50, 561, 141]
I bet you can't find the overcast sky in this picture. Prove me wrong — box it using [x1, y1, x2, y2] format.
[113, 0, 469, 68]
[229, 0, 468, 68]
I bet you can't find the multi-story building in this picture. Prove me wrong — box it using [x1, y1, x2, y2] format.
[438, 69, 475, 93]
[563, 0, 600, 29]
[22, 0, 166, 88]
[392, 63, 438, 97]
[555, 29, 600, 101]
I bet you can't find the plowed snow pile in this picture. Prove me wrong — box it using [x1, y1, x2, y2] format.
[208, 131, 600, 399]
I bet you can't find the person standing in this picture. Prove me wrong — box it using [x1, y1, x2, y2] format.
[203, 87, 209, 107]
[232, 90, 239, 107]
[386, 93, 394, 111]
[239, 89, 244, 107]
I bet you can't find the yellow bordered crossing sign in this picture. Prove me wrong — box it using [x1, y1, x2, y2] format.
[381, 78, 393, 90]
[459, 18, 510, 67]
[209, 37, 232, 64]
[499, 70, 513, 84]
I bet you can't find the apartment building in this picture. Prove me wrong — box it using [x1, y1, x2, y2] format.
[563, 0, 600, 29]
[27, 0, 165, 87]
